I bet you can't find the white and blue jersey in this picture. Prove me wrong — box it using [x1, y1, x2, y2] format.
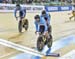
[34, 17, 48, 32]
[41, 12, 51, 25]
[14, 7, 26, 18]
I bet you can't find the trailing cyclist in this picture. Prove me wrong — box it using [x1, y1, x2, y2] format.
[14, 4, 26, 21]
[14, 4, 28, 32]
[41, 10, 52, 34]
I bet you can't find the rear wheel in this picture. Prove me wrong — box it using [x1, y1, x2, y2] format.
[18, 20, 22, 33]
[37, 36, 44, 51]
[47, 34, 53, 48]
[48, 25, 52, 34]
[23, 19, 29, 31]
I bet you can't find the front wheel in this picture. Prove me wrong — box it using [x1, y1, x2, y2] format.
[18, 20, 22, 33]
[37, 36, 44, 51]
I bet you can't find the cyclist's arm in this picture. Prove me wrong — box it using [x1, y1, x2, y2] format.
[35, 22, 39, 32]
[14, 9, 17, 18]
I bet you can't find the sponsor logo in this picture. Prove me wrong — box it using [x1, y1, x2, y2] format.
[61, 7, 69, 10]
[47, 7, 58, 11]
[45, 6, 72, 12]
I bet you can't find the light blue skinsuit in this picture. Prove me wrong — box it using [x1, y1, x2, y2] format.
[14, 7, 26, 19]
[34, 16, 48, 32]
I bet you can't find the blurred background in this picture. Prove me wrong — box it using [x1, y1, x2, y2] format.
[0, 0, 75, 6]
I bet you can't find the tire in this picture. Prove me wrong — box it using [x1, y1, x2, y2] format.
[18, 20, 22, 33]
[48, 25, 52, 34]
[47, 34, 53, 48]
[37, 36, 44, 51]
[23, 19, 29, 31]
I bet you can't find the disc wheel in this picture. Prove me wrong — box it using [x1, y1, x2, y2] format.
[23, 19, 29, 31]
[37, 36, 44, 51]
[18, 20, 22, 33]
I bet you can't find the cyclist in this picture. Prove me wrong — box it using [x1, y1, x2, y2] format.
[34, 15, 49, 38]
[41, 10, 52, 54]
[41, 10, 50, 25]
[14, 4, 26, 21]
[41, 10, 51, 33]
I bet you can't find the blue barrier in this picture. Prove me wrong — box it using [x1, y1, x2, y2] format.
[45, 6, 58, 12]
[45, 6, 72, 12]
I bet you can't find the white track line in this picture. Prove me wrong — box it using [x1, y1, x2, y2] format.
[0, 39, 44, 57]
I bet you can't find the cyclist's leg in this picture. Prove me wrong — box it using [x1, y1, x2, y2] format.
[39, 25, 45, 34]
[19, 10, 25, 23]
[45, 19, 51, 33]
[22, 15, 27, 26]
[20, 11, 26, 26]
[19, 17, 23, 26]
[47, 24, 52, 34]
[39, 25, 50, 38]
